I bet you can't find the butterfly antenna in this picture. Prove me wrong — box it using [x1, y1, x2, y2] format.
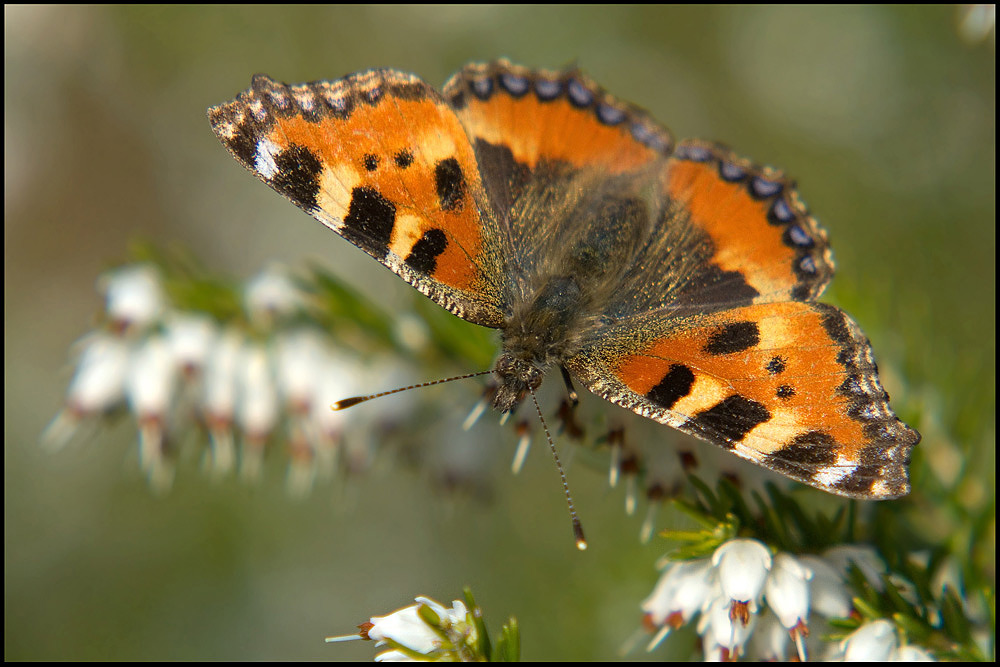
[333, 370, 494, 410]
[529, 388, 587, 551]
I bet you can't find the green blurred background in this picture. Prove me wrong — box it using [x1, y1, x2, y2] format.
[5, 6, 994, 660]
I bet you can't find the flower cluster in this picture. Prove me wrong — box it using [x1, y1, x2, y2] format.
[641, 539, 935, 661]
[42, 263, 407, 494]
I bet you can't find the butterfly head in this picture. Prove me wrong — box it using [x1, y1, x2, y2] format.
[492, 353, 545, 413]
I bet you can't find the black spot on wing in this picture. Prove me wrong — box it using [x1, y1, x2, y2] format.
[388, 81, 428, 102]
[404, 228, 448, 274]
[764, 430, 838, 478]
[394, 149, 414, 169]
[776, 385, 795, 399]
[363, 153, 379, 171]
[673, 262, 760, 310]
[434, 157, 467, 212]
[646, 364, 695, 410]
[791, 285, 812, 302]
[819, 306, 853, 346]
[781, 431, 838, 463]
[383, 80, 428, 102]
[342, 187, 396, 259]
[687, 395, 771, 445]
[217, 112, 263, 168]
[703, 321, 760, 355]
[831, 467, 882, 497]
[446, 88, 467, 109]
[766, 356, 786, 374]
[270, 145, 323, 210]
[472, 138, 531, 214]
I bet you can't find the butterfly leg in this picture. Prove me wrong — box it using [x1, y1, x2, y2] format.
[560, 365, 580, 407]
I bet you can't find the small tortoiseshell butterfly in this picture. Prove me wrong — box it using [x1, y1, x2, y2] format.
[209, 59, 918, 499]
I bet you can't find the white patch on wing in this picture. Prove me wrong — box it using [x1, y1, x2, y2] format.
[255, 138, 283, 179]
[813, 461, 856, 488]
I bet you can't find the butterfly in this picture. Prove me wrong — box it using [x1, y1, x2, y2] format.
[208, 59, 918, 499]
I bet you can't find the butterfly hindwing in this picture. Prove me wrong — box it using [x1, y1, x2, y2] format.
[663, 140, 834, 305]
[567, 302, 918, 499]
